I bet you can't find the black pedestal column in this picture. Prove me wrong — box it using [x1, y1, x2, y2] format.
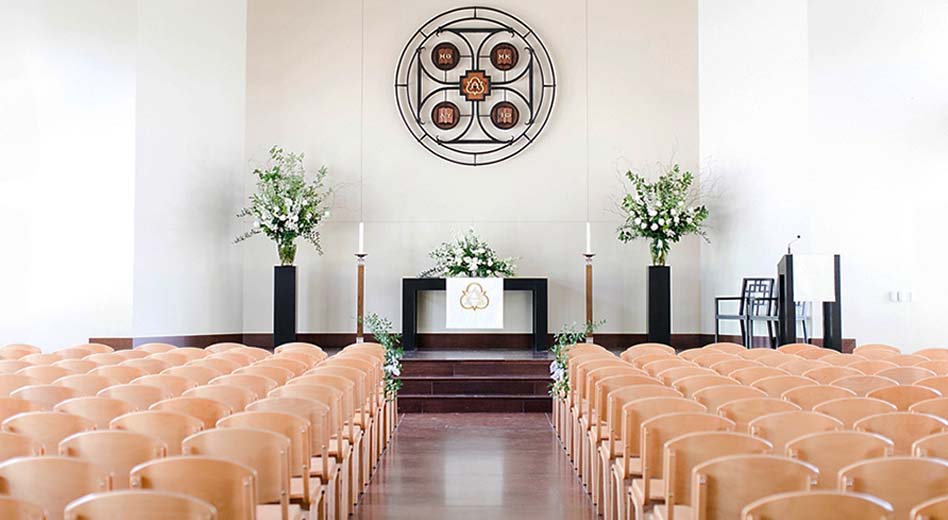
[647, 266, 671, 344]
[274, 266, 297, 347]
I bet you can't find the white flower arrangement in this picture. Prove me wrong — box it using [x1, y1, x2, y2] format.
[549, 320, 604, 399]
[616, 164, 708, 266]
[364, 312, 403, 400]
[236, 146, 332, 265]
[420, 228, 516, 278]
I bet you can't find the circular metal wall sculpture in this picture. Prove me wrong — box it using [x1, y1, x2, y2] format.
[395, 6, 556, 166]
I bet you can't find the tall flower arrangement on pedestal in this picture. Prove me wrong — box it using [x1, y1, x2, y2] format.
[236, 146, 332, 265]
[616, 164, 708, 264]
[420, 228, 516, 278]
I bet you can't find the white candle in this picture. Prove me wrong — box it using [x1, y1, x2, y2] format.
[358, 222, 365, 253]
[585, 222, 592, 254]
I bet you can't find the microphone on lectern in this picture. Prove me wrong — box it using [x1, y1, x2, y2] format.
[787, 235, 802, 255]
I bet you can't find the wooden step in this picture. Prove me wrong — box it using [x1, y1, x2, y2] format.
[398, 394, 552, 413]
[401, 375, 551, 396]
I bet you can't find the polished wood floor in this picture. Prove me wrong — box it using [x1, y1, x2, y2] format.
[354, 413, 596, 519]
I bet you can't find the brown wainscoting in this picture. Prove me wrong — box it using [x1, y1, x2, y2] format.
[87, 337, 134, 351]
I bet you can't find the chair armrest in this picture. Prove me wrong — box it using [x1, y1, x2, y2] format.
[715, 296, 743, 314]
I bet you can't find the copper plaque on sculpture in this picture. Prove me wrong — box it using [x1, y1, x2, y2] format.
[395, 7, 556, 166]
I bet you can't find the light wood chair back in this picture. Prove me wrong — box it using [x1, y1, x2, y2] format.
[56, 347, 96, 360]
[275, 341, 324, 354]
[593, 374, 662, 425]
[0, 344, 41, 359]
[642, 358, 693, 377]
[674, 374, 739, 398]
[187, 358, 240, 376]
[853, 344, 901, 358]
[854, 412, 948, 455]
[20, 353, 64, 366]
[678, 348, 711, 361]
[877, 366, 937, 385]
[741, 490, 894, 520]
[848, 359, 898, 375]
[796, 348, 839, 360]
[235, 347, 272, 362]
[779, 359, 830, 376]
[822, 354, 866, 366]
[812, 397, 897, 428]
[205, 343, 245, 354]
[82, 354, 124, 366]
[0, 456, 110, 520]
[11, 384, 78, 410]
[59, 430, 166, 489]
[658, 366, 715, 386]
[867, 385, 941, 411]
[701, 342, 747, 355]
[886, 354, 928, 367]
[911, 496, 948, 520]
[786, 430, 893, 490]
[631, 352, 675, 369]
[209, 351, 255, 368]
[916, 348, 948, 360]
[64, 490, 217, 520]
[748, 411, 842, 452]
[913, 431, 948, 458]
[662, 432, 773, 519]
[603, 385, 683, 452]
[286, 374, 354, 439]
[693, 352, 738, 368]
[304, 366, 366, 425]
[0, 398, 40, 423]
[16, 366, 76, 385]
[572, 359, 627, 403]
[710, 359, 761, 376]
[730, 367, 789, 385]
[840, 457, 948, 519]
[781, 385, 856, 409]
[131, 374, 198, 397]
[828, 375, 899, 396]
[89, 366, 145, 384]
[254, 358, 307, 377]
[692, 454, 817, 520]
[147, 352, 189, 367]
[267, 384, 341, 447]
[620, 397, 706, 472]
[53, 375, 117, 397]
[1, 411, 95, 452]
[97, 384, 170, 411]
[0, 375, 38, 397]
[0, 431, 44, 461]
[273, 350, 322, 370]
[802, 366, 862, 385]
[738, 349, 783, 360]
[910, 397, 948, 421]
[0, 496, 45, 520]
[171, 347, 210, 362]
[211, 374, 278, 400]
[917, 360, 948, 376]
[693, 385, 767, 412]
[52, 360, 99, 374]
[717, 397, 801, 433]
[751, 375, 816, 398]
[235, 365, 293, 386]
[0, 360, 32, 375]
[621, 344, 676, 362]
[246, 397, 331, 458]
[777, 343, 819, 355]
[110, 410, 202, 456]
[162, 365, 220, 385]
[183, 384, 257, 413]
[72, 344, 114, 355]
[135, 343, 178, 354]
[150, 397, 232, 430]
[53, 397, 133, 429]
[757, 353, 796, 367]
[130, 456, 255, 520]
[915, 376, 948, 396]
[120, 359, 171, 375]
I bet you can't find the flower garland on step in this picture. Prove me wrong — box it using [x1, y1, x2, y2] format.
[549, 320, 605, 398]
[364, 312, 403, 400]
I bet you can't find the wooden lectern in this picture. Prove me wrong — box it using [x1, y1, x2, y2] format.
[777, 254, 842, 350]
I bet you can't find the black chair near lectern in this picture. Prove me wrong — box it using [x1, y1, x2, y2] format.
[714, 278, 811, 348]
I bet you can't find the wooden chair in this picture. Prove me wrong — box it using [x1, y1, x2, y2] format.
[0, 344, 41, 359]
[622, 344, 676, 362]
[64, 490, 217, 520]
[913, 431, 948, 458]
[56, 347, 97, 360]
[693, 352, 739, 369]
[53, 397, 133, 429]
[730, 367, 789, 386]
[110, 410, 202, 456]
[120, 358, 171, 375]
[786, 430, 893, 489]
[796, 348, 839, 360]
[910, 397, 948, 421]
[758, 353, 797, 368]
[147, 352, 189, 367]
[693, 385, 767, 413]
[205, 343, 246, 354]
[853, 344, 901, 358]
[748, 411, 842, 452]
[631, 353, 675, 370]
[777, 343, 819, 355]
[779, 359, 830, 376]
[679, 349, 711, 362]
[210, 374, 278, 399]
[162, 365, 221, 385]
[72, 344, 114, 355]
[751, 375, 816, 398]
[673, 374, 739, 398]
[702, 342, 747, 355]
[255, 358, 308, 377]
[59, 430, 166, 490]
[0, 360, 32, 375]
[15, 366, 76, 385]
[690, 455, 817, 520]
[89, 366, 145, 384]
[210, 351, 256, 368]
[709, 359, 760, 376]
[822, 354, 866, 367]
[781, 385, 856, 410]
[877, 366, 937, 385]
[1, 411, 95, 452]
[654, 431, 773, 520]
[275, 351, 322, 370]
[0, 375, 37, 397]
[738, 349, 783, 360]
[53, 374, 118, 397]
[840, 457, 948, 519]
[630, 413, 734, 520]
[801, 366, 862, 385]
[657, 366, 715, 386]
[0, 431, 44, 461]
[0, 456, 110, 520]
[829, 375, 899, 396]
[114, 349, 150, 360]
[0, 398, 40, 423]
[855, 412, 948, 455]
[183, 384, 257, 413]
[916, 349, 948, 361]
[187, 358, 240, 376]
[867, 385, 941, 411]
[131, 374, 197, 397]
[135, 342, 178, 354]
[911, 496, 948, 520]
[20, 353, 64, 366]
[813, 397, 897, 428]
[82, 354, 124, 366]
[918, 360, 948, 376]
[10, 384, 78, 410]
[235, 347, 273, 362]
[887, 354, 929, 367]
[52, 359, 99, 374]
[741, 490, 894, 520]
[642, 358, 693, 378]
[276, 342, 324, 353]
[245, 397, 334, 480]
[717, 397, 801, 433]
[0, 496, 45, 520]
[848, 359, 898, 375]
[130, 456, 256, 520]
[150, 397, 232, 430]
[236, 365, 294, 386]
[97, 384, 171, 411]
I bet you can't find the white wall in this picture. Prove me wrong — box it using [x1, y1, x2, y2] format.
[243, 0, 701, 336]
[0, 0, 137, 350]
[699, 0, 948, 350]
[133, 0, 247, 338]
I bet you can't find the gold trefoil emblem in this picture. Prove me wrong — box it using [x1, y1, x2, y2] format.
[459, 282, 490, 311]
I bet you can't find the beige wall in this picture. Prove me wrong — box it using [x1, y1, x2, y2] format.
[243, 0, 700, 335]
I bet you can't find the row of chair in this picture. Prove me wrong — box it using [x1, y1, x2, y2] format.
[0, 340, 398, 520]
[555, 341, 948, 520]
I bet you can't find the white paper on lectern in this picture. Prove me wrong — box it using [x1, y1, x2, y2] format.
[445, 277, 504, 329]
[793, 254, 836, 302]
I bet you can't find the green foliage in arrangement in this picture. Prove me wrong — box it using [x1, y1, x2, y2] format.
[236, 146, 332, 265]
[364, 312, 404, 400]
[419, 228, 516, 278]
[617, 164, 708, 266]
[549, 319, 605, 399]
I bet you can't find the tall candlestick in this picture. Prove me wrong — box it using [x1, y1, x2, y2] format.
[358, 222, 365, 254]
[585, 222, 592, 254]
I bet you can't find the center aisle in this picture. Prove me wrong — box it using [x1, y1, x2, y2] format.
[354, 413, 596, 520]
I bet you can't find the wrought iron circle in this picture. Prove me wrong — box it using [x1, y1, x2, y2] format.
[394, 6, 557, 166]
